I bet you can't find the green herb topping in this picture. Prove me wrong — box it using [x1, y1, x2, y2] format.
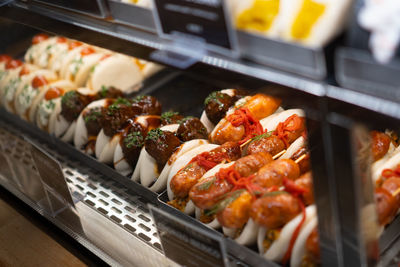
[178, 116, 194, 124]
[205, 189, 245, 216]
[61, 91, 77, 108]
[107, 97, 131, 115]
[161, 111, 180, 124]
[198, 177, 216, 191]
[100, 85, 108, 98]
[84, 110, 102, 123]
[132, 95, 146, 103]
[145, 128, 164, 142]
[124, 131, 144, 149]
[204, 91, 225, 106]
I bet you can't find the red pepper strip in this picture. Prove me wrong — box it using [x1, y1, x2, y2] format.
[283, 177, 309, 197]
[282, 199, 306, 265]
[274, 114, 303, 148]
[381, 164, 400, 179]
[226, 107, 264, 145]
[191, 151, 227, 171]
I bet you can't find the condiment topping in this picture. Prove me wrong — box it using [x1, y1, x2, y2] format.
[45, 87, 64, 101]
[31, 75, 48, 88]
[226, 107, 264, 145]
[32, 33, 49, 44]
[5, 59, 23, 70]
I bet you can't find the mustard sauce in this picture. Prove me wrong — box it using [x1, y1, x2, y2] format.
[236, 0, 280, 33]
[290, 0, 326, 40]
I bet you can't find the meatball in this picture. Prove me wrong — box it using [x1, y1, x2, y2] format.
[177, 117, 208, 142]
[121, 123, 147, 166]
[131, 95, 162, 115]
[97, 86, 124, 99]
[83, 106, 103, 136]
[101, 98, 137, 137]
[145, 129, 181, 167]
[161, 111, 184, 126]
[61, 91, 93, 122]
[250, 192, 301, 229]
[205, 91, 236, 125]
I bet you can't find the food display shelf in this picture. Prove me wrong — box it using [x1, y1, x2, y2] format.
[3, 1, 400, 121]
[2, 1, 400, 267]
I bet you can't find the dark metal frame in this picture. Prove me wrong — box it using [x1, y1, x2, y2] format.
[1, 1, 400, 266]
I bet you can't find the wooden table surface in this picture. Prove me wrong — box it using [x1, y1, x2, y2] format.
[0, 186, 106, 267]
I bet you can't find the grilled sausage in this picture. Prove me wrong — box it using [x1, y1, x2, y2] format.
[371, 131, 391, 162]
[244, 135, 286, 157]
[250, 192, 301, 229]
[375, 187, 397, 226]
[217, 190, 253, 229]
[252, 159, 300, 188]
[171, 142, 241, 198]
[294, 172, 314, 205]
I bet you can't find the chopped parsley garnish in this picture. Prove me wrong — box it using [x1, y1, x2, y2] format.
[145, 128, 164, 142]
[71, 58, 83, 76]
[84, 110, 102, 123]
[198, 177, 216, 191]
[131, 95, 146, 103]
[100, 85, 108, 98]
[124, 131, 144, 149]
[90, 65, 97, 73]
[204, 91, 225, 106]
[205, 189, 245, 216]
[178, 116, 194, 124]
[251, 131, 273, 142]
[161, 111, 180, 124]
[45, 100, 55, 110]
[107, 97, 130, 115]
[61, 91, 77, 108]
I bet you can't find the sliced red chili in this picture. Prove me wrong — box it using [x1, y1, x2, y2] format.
[32, 75, 48, 88]
[32, 33, 49, 44]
